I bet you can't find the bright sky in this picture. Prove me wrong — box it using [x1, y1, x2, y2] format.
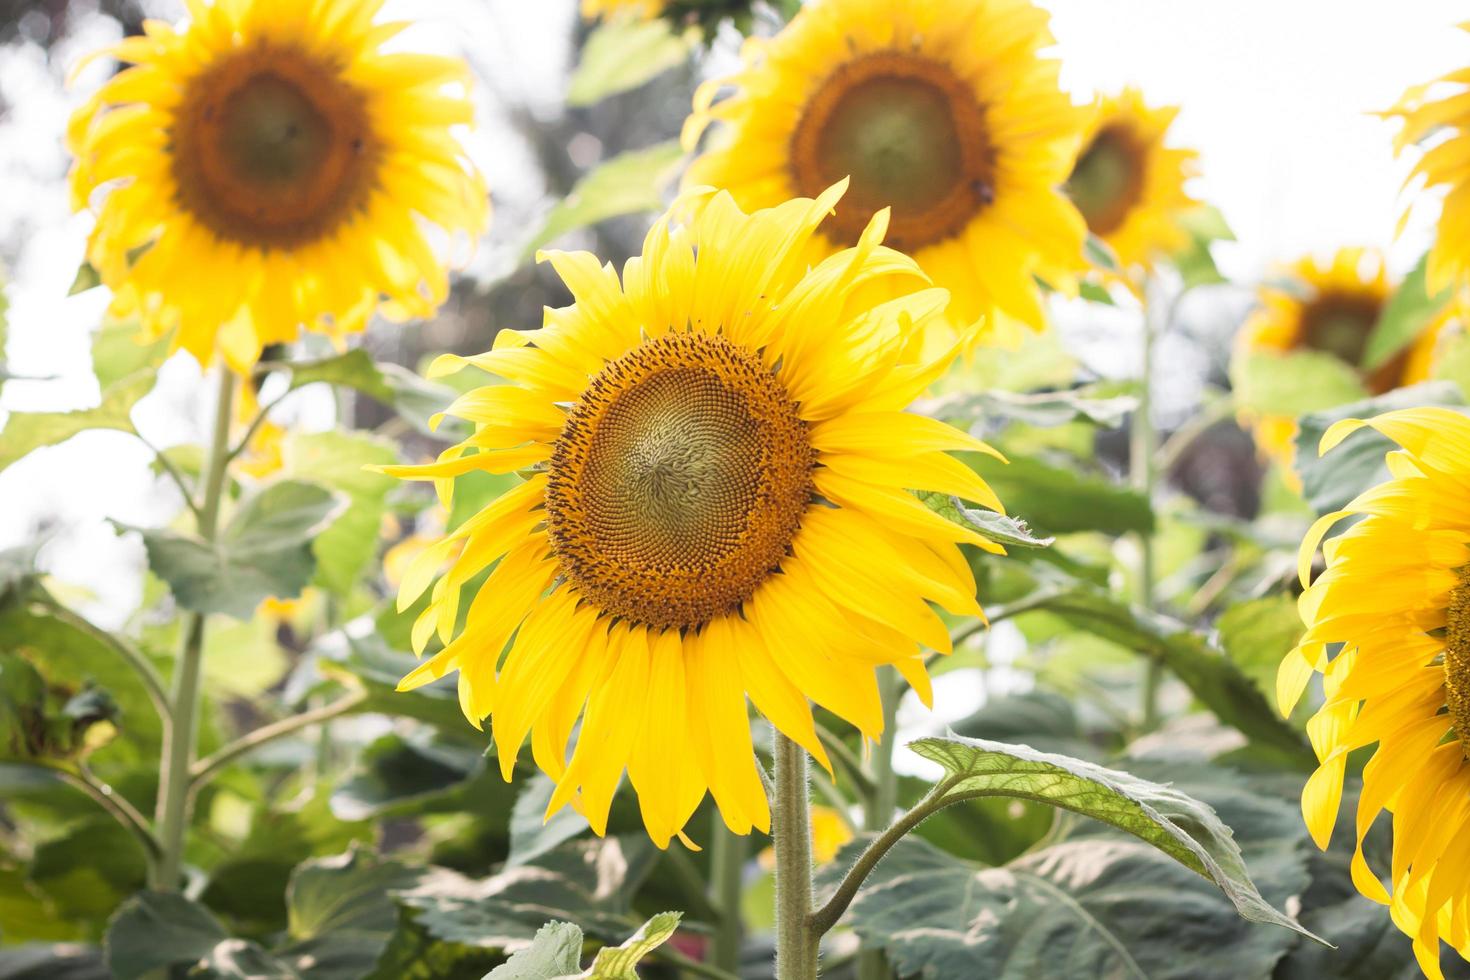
[1, 0, 1466, 627]
[1044, 0, 1466, 279]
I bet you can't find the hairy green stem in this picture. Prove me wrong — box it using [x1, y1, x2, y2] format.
[222, 387, 290, 466]
[46, 763, 161, 867]
[949, 587, 1069, 649]
[708, 812, 746, 975]
[809, 781, 982, 940]
[189, 689, 368, 791]
[36, 596, 170, 723]
[773, 732, 818, 980]
[1133, 279, 1161, 730]
[152, 369, 235, 890]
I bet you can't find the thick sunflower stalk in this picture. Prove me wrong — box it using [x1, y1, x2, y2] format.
[151, 369, 234, 888]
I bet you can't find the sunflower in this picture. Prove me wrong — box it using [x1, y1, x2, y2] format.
[68, 0, 488, 372]
[1233, 248, 1447, 473]
[1385, 30, 1470, 296]
[1065, 88, 1199, 275]
[681, 0, 1089, 350]
[1279, 407, 1470, 980]
[379, 183, 1003, 848]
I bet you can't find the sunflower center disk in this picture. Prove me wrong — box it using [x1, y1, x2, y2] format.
[1297, 293, 1410, 392]
[546, 333, 815, 630]
[792, 53, 994, 251]
[218, 74, 333, 186]
[172, 47, 377, 248]
[1445, 574, 1470, 759]
[1067, 125, 1145, 236]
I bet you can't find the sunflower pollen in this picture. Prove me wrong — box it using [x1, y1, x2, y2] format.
[1445, 571, 1470, 758]
[171, 43, 378, 249]
[545, 332, 815, 630]
[789, 52, 995, 252]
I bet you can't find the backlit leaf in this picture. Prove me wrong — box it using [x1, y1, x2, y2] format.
[910, 736, 1320, 940]
[283, 431, 397, 596]
[0, 371, 155, 474]
[1362, 252, 1450, 370]
[920, 492, 1054, 549]
[567, 19, 695, 107]
[275, 350, 460, 439]
[121, 480, 343, 619]
[521, 142, 684, 261]
[1232, 350, 1368, 418]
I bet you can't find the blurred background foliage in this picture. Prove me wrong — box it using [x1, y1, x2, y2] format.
[2, 1, 1470, 979]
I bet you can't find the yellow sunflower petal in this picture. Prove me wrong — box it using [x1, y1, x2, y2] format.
[1283, 402, 1470, 976]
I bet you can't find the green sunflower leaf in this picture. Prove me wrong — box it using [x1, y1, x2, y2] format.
[1177, 203, 1236, 244]
[961, 453, 1154, 536]
[484, 921, 583, 980]
[66, 262, 101, 296]
[330, 731, 483, 821]
[31, 818, 147, 925]
[832, 758, 1316, 979]
[1079, 280, 1118, 305]
[1231, 350, 1368, 418]
[1291, 380, 1465, 515]
[0, 370, 155, 475]
[919, 492, 1054, 549]
[1015, 583, 1313, 765]
[521, 141, 685, 261]
[484, 912, 682, 980]
[104, 892, 229, 980]
[118, 479, 344, 619]
[282, 431, 397, 597]
[278, 846, 426, 979]
[1084, 233, 1121, 273]
[907, 736, 1323, 943]
[0, 604, 164, 766]
[1362, 251, 1450, 371]
[0, 538, 44, 608]
[567, 18, 696, 107]
[579, 911, 681, 979]
[314, 633, 465, 731]
[91, 319, 169, 391]
[107, 848, 427, 980]
[1217, 594, 1305, 701]
[1176, 233, 1227, 289]
[1171, 204, 1234, 290]
[401, 835, 657, 952]
[272, 349, 460, 439]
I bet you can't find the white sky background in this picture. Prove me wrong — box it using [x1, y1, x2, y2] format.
[0, 0, 1466, 636]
